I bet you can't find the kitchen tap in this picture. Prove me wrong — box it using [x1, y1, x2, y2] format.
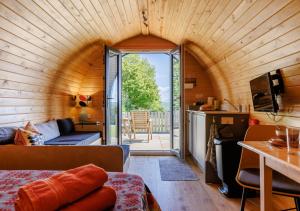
[223, 98, 242, 112]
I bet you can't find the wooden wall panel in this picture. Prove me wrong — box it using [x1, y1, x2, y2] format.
[113, 35, 176, 51]
[184, 51, 215, 107]
[199, 1, 300, 127]
[183, 50, 216, 156]
[72, 46, 105, 131]
[180, 0, 300, 127]
[0, 0, 104, 126]
[1, 0, 300, 128]
[0, 3, 299, 207]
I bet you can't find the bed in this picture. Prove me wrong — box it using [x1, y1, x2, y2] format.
[0, 145, 159, 210]
[0, 170, 157, 211]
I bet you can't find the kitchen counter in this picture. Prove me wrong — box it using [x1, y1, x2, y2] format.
[187, 110, 249, 183]
[186, 110, 249, 115]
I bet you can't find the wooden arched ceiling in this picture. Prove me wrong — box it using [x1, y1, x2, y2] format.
[1, 0, 300, 125]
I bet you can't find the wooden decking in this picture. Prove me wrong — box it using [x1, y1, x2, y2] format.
[122, 133, 170, 151]
[127, 156, 294, 211]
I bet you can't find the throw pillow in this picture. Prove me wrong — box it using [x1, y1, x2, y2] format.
[14, 129, 34, 145]
[57, 118, 75, 135]
[14, 128, 44, 146]
[24, 121, 45, 145]
[35, 120, 60, 141]
[0, 127, 16, 145]
[24, 121, 40, 134]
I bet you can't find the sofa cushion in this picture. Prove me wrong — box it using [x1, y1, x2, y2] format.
[14, 128, 43, 146]
[57, 118, 75, 135]
[44, 132, 100, 145]
[24, 121, 40, 134]
[35, 120, 60, 141]
[0, 127, 16, 145]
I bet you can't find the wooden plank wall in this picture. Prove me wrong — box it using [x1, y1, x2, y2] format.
[1, 0, 300, 128]
[71, 46, 105, 131]
[200, 0, 300, 127]
[184, 0, 300, 127]
[113, 35, 177, 51]
[184, 50, 215, 107]
[0, 1, 97, 126]
[183, 50, 216, 155]
[0, 0, 106, 127]
[0, 7, 76, 125]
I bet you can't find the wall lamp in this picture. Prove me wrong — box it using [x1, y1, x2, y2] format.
[71, 95, 92, 107]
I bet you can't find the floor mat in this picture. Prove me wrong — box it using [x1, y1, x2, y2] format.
[159, 158, 199, 181]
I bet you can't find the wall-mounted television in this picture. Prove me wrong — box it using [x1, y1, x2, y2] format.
[250, 73, 279, 113]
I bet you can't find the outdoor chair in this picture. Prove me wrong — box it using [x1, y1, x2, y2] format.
[130, 111, 153, 142]
[122, 117, 131, 139]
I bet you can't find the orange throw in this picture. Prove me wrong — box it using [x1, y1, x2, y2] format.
[15, 164, 108, 211]
[60, 186, 117, 211]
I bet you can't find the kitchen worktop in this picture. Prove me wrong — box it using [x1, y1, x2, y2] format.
[186, 110, 249, 115]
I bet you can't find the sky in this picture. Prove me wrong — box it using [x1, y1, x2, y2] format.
[139, 53, 171, 104]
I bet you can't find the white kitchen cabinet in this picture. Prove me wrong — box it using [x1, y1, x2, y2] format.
[187, 110, 249, 183]
[188, 112, 207, 170]
[194, 113, 206, 170]
[188, 112, 193, 153]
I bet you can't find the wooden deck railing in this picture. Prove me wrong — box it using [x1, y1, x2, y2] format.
[123, 111, 179, 133]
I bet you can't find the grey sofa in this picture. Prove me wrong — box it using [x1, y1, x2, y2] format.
[35, 118, 101, 146]
[0, 119, 101, 146]
[0, 118, 130, 165]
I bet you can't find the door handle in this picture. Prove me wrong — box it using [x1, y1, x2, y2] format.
[106, 97, 114, 100]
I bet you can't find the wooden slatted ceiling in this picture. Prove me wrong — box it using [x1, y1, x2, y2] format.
[0, 0, 299, 126]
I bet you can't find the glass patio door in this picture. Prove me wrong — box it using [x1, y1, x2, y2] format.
[170, 47, 184, 158]
[105, 47, 122, 145]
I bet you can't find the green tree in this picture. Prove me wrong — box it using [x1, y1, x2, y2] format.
[122, 54, 163, 112]
[172, 55, 180, 110]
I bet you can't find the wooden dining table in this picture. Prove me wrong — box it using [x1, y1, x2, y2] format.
[238, 141, 300, 211]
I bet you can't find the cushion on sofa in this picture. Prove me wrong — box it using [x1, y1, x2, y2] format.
[57, 118, 75, 135]
[24, 121, 40, 134]
[0, 127, 16, 145]
[35, 120, 60, 141]
[44, 132, 100, 145]
[14, 128, 44, 146]
[24, 121, 44, 145]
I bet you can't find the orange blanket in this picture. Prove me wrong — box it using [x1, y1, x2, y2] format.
[15, 164, 109, 211]
[60, 186, 117, 211]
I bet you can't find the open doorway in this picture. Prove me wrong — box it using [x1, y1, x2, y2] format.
[121, 53, 171, 151]
[105, 45, 183, 157]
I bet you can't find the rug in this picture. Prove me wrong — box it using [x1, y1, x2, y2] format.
[159, 158, 199, 181]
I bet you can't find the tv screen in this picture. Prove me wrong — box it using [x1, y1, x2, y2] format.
[250, 73, 278, 112]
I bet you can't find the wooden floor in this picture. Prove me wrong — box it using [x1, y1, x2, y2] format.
[126, 156, 294, 211]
